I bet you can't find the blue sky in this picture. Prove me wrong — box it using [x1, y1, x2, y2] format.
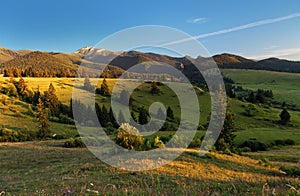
[1, 0, 300, 60]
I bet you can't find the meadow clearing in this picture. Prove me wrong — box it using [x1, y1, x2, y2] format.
[0, 71, 299, 195]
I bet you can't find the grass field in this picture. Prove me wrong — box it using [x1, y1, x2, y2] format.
[222, 69, 300, 106]
[0, 75, 299, 195]
[0, 141, 299, 195]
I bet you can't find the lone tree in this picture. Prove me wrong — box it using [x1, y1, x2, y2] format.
[280, 109, 291, 125]
[83, 75, 94, 91]
[44, 83, 60, 116]
[215, 106, 235, 151]
[166, 106, 174, 120]
[157, 107, 165, 120]
[138, 107, 149, 125]
[37, 98, 50, 139]
[16, 77, 27, 95]
[97, 78, 111, 96]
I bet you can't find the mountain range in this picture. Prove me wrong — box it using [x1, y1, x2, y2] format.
[1, 46, 300, 79]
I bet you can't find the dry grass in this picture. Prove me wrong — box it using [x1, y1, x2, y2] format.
[0, 141, 298, 195]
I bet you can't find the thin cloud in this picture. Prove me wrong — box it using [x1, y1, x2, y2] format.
[247, 47, 300, 60]
[263, 45, 280, 50]
[161, 13, 300, 47]
[187, 17, 208, 24]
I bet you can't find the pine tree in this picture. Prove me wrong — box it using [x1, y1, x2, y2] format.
[100, 105, 110, 126]
[98, 78, 111, 96]
[215, 106, 235, 151]
[17, 77, 26, 95]
[44, 83, 60, 116]
[84, 75, 94, 91]
[37, 98, 50, 139]
[157, 107, 165, 120]
[138, 107, 149, 125]
[166, 106, 174, 120]
[280, 109, 291, 125]
[32, 87, 41, 105]
[107, 107, 118, 128]
[247, 91, 256, 103]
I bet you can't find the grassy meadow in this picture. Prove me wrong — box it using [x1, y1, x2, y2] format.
[222, 69, 300, 106]
[0, 72, 299, 195]
[0, 141, 299, 195]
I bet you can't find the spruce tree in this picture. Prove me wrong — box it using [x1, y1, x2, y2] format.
[108, 107, 118, 127]
[166, 106, 174, 120]
[99, 78, 111, 96]
[100, 105, 109, 126]
[138, 107, 149, 125]
[157, 107, 165, 120]
[37, 98, 50, 139]
[84, 75, 94, 91]
[280, 109, 291, 125]
[17, 77, 26, 95]
[44, 83, 60, 116]
[215, 106, 235, 151]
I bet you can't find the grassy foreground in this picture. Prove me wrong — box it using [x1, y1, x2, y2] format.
[0, 141, 299, 195]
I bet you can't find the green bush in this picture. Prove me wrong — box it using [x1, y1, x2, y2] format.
[274, 139, 295, 146]
[64, 137, 86, 148]
[159, 135, 172, 144]
[239, 140, 268, 152]
[0, 128, 37, 142]
[239, 147, 252, 152]
[59, 114, 75, 124]
[188, 138, 201, 148]
[116, 123, 143, 150]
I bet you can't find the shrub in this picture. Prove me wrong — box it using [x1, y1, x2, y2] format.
[274, 139, 295, 146]
[153, 136, 164, 148]
[116, 123, 143, 150]
[239, 147, 252, 152]
[159, 135, 172, 144]
[285, 139, 295, 145]
[0, 128, 37, 142]
[239, 140, 268, 152]
[59, 114, 75, 124]
[64, 137, 86, 148]
[105, 125, 117, 135]
[188, 138, 201, 148]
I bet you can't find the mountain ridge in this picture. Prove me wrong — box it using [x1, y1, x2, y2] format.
[1, 46, 300, 77]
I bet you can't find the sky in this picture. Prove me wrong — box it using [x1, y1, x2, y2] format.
[1, 0, 300, 60]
